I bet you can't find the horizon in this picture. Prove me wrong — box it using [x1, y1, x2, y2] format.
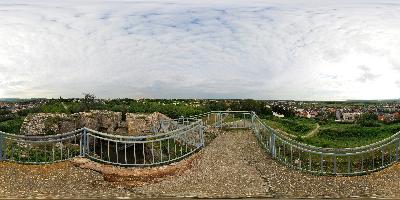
[1, 0, 400, 100]
[1, 97, 400, 102]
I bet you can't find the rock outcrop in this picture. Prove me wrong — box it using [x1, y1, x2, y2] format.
[126, 112, 172, 136]
[20, 113, 80, 135]
[78, 110, 123, 134]
[20, 111, 171, 136]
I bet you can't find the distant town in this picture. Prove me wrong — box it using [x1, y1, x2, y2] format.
[267, 100, 400, 123]
[1, 98, 399, 123]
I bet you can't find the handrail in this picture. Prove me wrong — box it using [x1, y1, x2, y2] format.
[253, 114, 400, 153]
[0, 110, 399, 175]
[83, 119, 201, 140]
[246, 111, 400, 175]
[0, 116, 204, 167]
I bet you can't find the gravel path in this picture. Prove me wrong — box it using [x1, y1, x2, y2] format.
[135, 130, 400, 198]
[302, 123, 320, 138]
[1, 130, 400, 198]
[0, 162, 133, 199]
[134, 130, 268, 198]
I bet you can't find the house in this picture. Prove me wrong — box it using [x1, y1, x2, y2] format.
[336, 110, 361, 122]
[342, 112, 361, 122]
[308, 111, 318, 118]
[295, 108, 304, 113]
[273, 112, 284, 118]
[295, 109, 307, 118]
[378, 112, 400, 123]
[335, 110, 342, 122]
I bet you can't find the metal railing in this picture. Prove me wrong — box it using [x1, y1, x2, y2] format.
[189, 111, 252, 128]
[84, 118, 204, 166]
[0, 117, 204, 166]
[0, 110, 399, 176]
[250, 112, 400, 176]
[0, 129, 83, 164]
[195, 111, 400, 176]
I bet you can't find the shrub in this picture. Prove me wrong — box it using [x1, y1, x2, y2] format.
[0, 117, 24, 134]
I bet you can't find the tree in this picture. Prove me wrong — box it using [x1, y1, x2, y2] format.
[357, 112, 379, 127]
[82, 93, 96, 111]
[272, 105, 295, 117]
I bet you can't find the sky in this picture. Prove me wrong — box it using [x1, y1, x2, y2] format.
[0, 0, 400, 100]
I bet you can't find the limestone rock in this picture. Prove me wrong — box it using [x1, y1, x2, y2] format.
[78, 110, 122, 133]
[126, 112, 172, 136]
[20, 111, 171, 136]
[20, 113, 79, 135]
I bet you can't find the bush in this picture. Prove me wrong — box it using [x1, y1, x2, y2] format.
[357, 112, 380, 127]
[0, 117, 24, 134]
[0, 110, 11, 115]
[0, 114, 17, 122]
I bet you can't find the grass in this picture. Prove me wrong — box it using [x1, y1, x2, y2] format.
[261, 116, 400, 148]
[0, 117, 24, 134]
[2, 142, 80, 163]
[263, 117, 318, 137]
[297, 122, 400, 148]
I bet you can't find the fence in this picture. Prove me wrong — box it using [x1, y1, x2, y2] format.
[0, 118, 204, 166]
[0, 129, 83, 164]
[189, 111, 400, 175]
[0, 110, 399, 176]
[189, 111, 252, 129]
[250, 112, 400, 176]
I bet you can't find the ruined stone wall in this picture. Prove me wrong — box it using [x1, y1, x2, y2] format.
[78, 110, 123, 134]
[20, 113, 80, 135]
[20, 111, 170, 136]
[126, 112, 171, 136]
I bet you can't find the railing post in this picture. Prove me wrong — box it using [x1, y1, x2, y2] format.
[396, 138, 399, 161]
[214, 113, 217, 127]
[79, 131, 83, 156]
[218, 113, 221, 127]
[347, 156, 351, 174]
[251, 112, 255, 128]
[0, 134, 3, 161]
[320, 155, 324, 173]
[361, 154, 364, 173]
[333, 155, 337, 175]
[86, 129, 90, 155]
[271, 133, 276, 158]
[200, 121, 205, 147]
[80, 128, 87, 156]
[381, 147, 384, 167]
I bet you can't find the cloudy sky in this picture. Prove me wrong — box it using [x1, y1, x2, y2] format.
[0, 0, 400, 100]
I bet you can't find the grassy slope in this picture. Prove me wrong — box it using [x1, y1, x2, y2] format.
[263, 117, 317, 137]
[0, 117, 24, 134]
[298, 122, 400, 148]
[261, 116, 400, 148]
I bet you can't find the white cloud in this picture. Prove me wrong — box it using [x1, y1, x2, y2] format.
[396, 81, 400, 88]
[357, 65, 380, 83]
[0, 0, 400, 100]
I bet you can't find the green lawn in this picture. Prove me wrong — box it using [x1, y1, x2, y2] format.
[297, 122, 400, 148]
[261, 117, 400, 148]
[263, 117, 318, 137]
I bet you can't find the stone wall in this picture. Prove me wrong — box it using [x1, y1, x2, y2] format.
[126, 112, 171, 136]
[78, 110, 123, 134]
[20, 111, 170, 136]
[20, 113, 80, 135]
